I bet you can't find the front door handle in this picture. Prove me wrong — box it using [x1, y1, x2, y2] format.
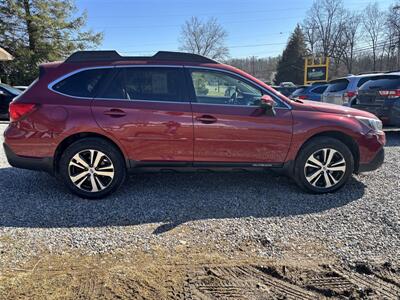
[104, 108, 126, 118]
[195, 115, 217, 124]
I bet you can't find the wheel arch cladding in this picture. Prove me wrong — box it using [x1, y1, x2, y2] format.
[53, 132, 128, 174]
[297, 131, 360, 172]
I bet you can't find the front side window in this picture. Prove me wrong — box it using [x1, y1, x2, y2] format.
[190, 70, 262, 106]
[52, 68, 109, 97]
[100, 67, 185, 102]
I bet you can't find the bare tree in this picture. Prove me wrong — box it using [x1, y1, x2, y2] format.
[387, 2, 400, 68]
[362, 2, 385, 71]
[303, 0, 347, 57]
[179, 17, 229, 60]
[336, 11, 361, 73]
[302, 20, 318, 55]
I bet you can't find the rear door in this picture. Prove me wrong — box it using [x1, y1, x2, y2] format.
[92, 66, 194, 163]
[187, 68, 292, 164]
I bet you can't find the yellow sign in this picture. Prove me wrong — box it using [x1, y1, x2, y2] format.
[304, 57, 329, 85]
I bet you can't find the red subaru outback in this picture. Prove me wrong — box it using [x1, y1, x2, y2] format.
[3, 51, 385, 198]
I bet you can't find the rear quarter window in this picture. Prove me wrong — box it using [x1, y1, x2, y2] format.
[52, 68, 110, 97]
[326, 79, 349, 92]
[359, 75, 400, 90]
[311, 85, 327, 94]
[291, 87, 308, 96]
[356, 76, 374, 87]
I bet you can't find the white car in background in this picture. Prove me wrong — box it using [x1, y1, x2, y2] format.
[322, 73, 383, 106]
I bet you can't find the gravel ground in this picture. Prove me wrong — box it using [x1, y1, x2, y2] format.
[0, 122, 399, 268]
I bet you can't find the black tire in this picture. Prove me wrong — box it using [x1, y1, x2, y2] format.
[58, 137, 126, 199]
[294, 137, 354, 193]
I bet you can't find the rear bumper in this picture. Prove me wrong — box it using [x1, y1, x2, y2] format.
[357, 148, 384, 173]
[353, 102, 400, 126]
[3, 143, 53, 173]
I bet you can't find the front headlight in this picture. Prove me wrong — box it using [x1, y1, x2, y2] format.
[355, 116, 383, 132]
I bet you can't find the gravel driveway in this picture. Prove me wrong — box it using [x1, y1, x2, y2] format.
[0, 123, 399, 268]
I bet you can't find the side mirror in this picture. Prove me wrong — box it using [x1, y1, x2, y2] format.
[260, 95, 276, 116]
[0, 90, 5, 97]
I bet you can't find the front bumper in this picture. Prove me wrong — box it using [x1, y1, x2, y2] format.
[3, 143, 53, 173]
[357, 148, 385, 173]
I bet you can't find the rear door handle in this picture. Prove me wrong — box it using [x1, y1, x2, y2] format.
[104, 108, 126, 118]
[195, 115, 217, 124]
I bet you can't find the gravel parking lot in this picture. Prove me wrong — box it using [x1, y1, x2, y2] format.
[0, 123, 399, 298]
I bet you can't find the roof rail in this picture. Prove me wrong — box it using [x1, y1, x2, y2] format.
[384, 69, 400, 73]
[64, 50, 219, 64]
[356, 71, 384, 75]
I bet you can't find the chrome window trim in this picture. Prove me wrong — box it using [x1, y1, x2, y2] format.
[186, 66, 292, 109]
[47, 64, 292, 110]
[94, 98, 190, 104]
[48, 66, 115, 99]
[190, 102, 289, 110]
[47, 65, 185, 99]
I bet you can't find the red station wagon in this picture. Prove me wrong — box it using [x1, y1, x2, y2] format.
[3, 51, 385, 198]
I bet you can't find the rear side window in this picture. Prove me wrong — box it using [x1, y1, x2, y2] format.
[359, 75, 400, 90]
[291, 87, 308, 96]
[326, 79, 349, 92]
[311, 85, 328, 94]
[356, 76, 374, 87]
[52, 68, 109, 97]
[100, 67, 185, 101]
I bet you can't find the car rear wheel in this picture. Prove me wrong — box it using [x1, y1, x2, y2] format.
[294, 137, 354, 193]
[59, 138, 126, 199]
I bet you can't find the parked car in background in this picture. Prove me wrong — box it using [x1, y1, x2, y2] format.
[0, 83, 22, 119]
[322, 73, 383, 106]
[3, 50, 385, 198]
[272, 85, 298, 97]
[280, 82, 296, 87]
[352, 73, 400, 126]
[290, 84, 328, 101]
[13, 86, 28, 92]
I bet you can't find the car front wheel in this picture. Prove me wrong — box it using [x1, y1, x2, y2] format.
[59, 138, 126, 199]
[294, 137, 354, 193]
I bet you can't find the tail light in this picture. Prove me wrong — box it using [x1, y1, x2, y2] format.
[343, 91, 356, 103]
[9, 103, 37, 122]
[378, 89, 400, 98]
[298, 95, 308, 100]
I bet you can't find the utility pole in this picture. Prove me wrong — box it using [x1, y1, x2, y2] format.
[394, 5, 400, 69]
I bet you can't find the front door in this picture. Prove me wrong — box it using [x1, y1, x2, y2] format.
[92, 66, 193, 163]
[187, 68, 292, 164]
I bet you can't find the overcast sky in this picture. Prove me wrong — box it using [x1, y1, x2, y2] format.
[76, 0, 393, 58]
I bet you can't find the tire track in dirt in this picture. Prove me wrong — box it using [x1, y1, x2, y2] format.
[330, 266, 400, 299]
[183, 265, 319, 299]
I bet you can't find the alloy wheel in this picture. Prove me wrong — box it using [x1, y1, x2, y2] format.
[304, 148, 346, 189]
[68, 149, 114, 192]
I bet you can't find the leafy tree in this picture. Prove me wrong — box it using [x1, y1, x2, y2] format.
[274, 25, 307, 85]
[179, 17, 229, 60]
[0, 0, 103, 85]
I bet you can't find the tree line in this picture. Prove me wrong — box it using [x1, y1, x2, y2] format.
[275, 0, 400, 85]
[1, 0, 399, 86]
[0, 0, 102, 85]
